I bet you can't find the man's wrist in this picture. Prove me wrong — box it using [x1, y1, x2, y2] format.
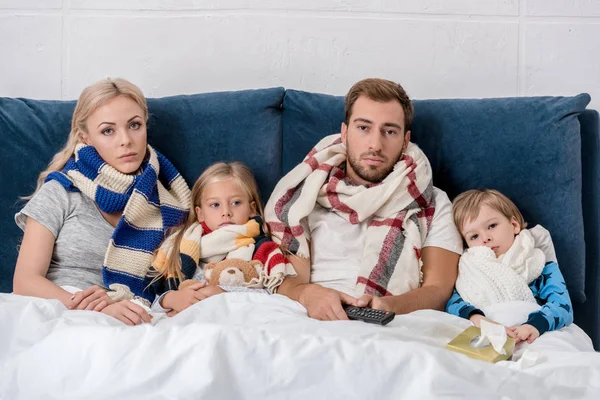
[296, 283, 315, 306]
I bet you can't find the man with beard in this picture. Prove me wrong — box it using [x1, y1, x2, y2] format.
[265, 78, 463, 320]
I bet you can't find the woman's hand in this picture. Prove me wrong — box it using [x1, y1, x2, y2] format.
[67, 285, 112, 311]
[101, 300, 152, 326]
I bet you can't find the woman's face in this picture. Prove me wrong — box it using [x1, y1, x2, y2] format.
[82, 95, 147, 174]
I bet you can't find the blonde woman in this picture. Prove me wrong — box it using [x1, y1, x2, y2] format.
[13, 78, 191, 325]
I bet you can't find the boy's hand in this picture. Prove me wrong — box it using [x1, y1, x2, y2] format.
[510, 324, 540, 344]
[469, 314, 515, 336]
[469, 313, 495, 328]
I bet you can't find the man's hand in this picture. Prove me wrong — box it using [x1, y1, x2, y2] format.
[510, 324, 540, 344]
[67, 285, 112, 311]
[298, 284, 357, 321]
[356, 294, 393, 311]
[101, 300, 152, 326]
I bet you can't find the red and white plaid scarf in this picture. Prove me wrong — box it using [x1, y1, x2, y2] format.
[265, 134, 435, 297]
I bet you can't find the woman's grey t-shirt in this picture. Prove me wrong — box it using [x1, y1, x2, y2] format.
[15, 180, 114, 289]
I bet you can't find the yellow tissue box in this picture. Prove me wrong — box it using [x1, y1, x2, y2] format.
[446, 326, 516, 363]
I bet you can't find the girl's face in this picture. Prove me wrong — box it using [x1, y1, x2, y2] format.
[196, 178, 257, 231]
[82, 95, 147, 174]
[461, 204, 521, 257]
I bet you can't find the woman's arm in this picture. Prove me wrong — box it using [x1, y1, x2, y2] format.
[13, 217, 74, 307]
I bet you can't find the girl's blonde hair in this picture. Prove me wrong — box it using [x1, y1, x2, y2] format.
[452, 189, 527, 236]
[155, 161, 267, 283]
[27, 78, 148, 198]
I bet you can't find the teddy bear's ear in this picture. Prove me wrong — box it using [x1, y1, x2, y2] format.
[204, 262, 216, 280]
[250, 260, 264, 275]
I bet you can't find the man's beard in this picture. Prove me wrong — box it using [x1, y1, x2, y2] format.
[346, 150, 401, 184]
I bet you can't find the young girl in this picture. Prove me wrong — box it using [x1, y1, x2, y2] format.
[445, 189, 573, 344]
[13, 78, 192, 325]
[149, 162, 296, 314]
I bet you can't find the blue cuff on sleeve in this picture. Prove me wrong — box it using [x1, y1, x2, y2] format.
[525, 312, 550, 336]
[458, 305, 484, 320]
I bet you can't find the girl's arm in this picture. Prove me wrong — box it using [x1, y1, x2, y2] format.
[524, 261, 574, 335]
[13, 217, 74, 307]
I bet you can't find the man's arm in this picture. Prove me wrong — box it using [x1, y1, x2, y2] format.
[277, 252, 357, 320]
[358, 246, 459, 314]
[276, 253, 311, 302]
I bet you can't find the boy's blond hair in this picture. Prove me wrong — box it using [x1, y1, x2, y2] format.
[452, 189, 527, 235]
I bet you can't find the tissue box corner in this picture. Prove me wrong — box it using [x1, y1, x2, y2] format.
[446, 326, 516, 363]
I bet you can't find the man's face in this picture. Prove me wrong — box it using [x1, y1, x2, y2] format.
[341, 95, 410, 185]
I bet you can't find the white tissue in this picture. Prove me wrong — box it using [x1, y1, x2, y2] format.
[473, 320, 508, 355]
[498, 349, 542, 370]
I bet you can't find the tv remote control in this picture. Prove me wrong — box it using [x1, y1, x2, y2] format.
[344, 306, 395, 326]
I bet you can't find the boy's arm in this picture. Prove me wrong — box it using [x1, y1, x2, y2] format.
[524, 261, 574, 335]
[446, 288, 485, 319]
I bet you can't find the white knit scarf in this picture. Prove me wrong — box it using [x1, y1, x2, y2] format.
[455, 230, 546, 309]
[152, 218, 295, 293]
[265, 134, 435, 297]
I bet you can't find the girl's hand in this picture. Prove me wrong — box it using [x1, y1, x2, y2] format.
[101, 300, 152, 326]
[195, 284, 226, 300]
[67, 285, 112, 311]
[162, 281, 208, 313]
[164, 283, 226, 317]
[510, 324, 540, 344]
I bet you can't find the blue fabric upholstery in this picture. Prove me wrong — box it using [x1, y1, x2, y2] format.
[576, 109, 600, 348]
[1, 88, 598, 348]
[0, 88, 284, 294]
[282, 90, 591, 306]
[0, 98, 76, 293]
[145, 88, 285, 203]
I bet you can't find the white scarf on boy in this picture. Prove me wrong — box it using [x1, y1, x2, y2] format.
[455, 230, 546, 309]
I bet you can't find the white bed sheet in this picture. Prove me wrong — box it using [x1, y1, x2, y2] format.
[1, 292, 599, 400]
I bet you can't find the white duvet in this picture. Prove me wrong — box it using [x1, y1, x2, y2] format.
[1, 292, 599, 400]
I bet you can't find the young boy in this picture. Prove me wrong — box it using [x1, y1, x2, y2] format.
[445, 189, 573, 344]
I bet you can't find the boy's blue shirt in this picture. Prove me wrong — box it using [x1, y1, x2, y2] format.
[446, 261, 573, 335]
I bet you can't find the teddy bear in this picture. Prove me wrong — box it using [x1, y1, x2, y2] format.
[179, 258, 265, 289]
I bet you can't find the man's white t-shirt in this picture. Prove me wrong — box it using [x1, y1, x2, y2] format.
[306, 187, 463, 297]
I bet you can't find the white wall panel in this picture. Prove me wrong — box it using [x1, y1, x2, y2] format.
[0, 15, 62, 98]
[525, 22, 600, 110]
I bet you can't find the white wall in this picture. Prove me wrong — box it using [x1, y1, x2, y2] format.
[1, 0, 598, 110]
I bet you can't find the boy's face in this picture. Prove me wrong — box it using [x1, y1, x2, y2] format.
[461, 204, 521, 257]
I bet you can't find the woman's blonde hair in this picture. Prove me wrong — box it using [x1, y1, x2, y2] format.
[28, 78, 148, 198]
[452, 189, 527, 236]
[154, 161, 267, 284]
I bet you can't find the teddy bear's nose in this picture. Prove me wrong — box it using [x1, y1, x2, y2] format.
[227, 269, 236, 274]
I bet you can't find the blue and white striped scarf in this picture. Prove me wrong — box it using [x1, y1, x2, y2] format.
[47, 144, 191, 303]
